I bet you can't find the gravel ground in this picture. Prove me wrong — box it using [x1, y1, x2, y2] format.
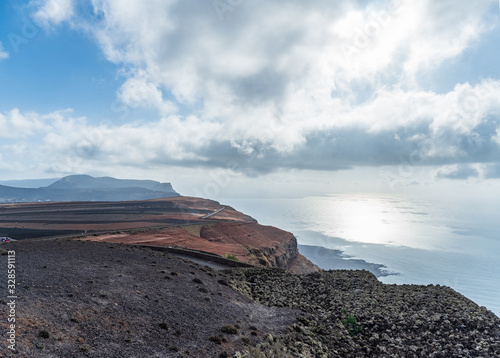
[0, 240, 298, 357]
[1, 239, 499, 358]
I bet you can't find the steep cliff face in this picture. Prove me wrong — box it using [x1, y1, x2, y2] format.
[247, 235, 297, 267]
[200, 222, 319, 274]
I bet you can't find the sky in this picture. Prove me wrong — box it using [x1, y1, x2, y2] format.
[1, 0, 500, 198]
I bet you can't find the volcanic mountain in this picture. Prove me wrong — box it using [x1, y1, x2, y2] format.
[0, 175, 179, 203]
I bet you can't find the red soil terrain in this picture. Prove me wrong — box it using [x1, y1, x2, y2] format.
[0, 196, 318, 274]
[84, 222, 317, 273]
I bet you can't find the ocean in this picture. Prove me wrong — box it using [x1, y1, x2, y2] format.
[219, 194, 500, 316]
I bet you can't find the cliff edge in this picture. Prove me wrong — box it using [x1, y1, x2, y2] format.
[1, 239, 498, 357]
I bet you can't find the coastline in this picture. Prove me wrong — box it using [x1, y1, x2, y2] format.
[217, 197, 500, 317]
[298, 244, 397, 278]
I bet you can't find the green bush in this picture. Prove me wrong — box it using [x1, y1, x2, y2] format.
[225, 254, 239, 261]
[341, 314, 362, 336]
[221, 324, 238, 334]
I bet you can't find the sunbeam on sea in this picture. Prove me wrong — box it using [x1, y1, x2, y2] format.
[221, 194, 500, 316]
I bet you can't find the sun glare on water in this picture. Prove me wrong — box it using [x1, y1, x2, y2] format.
[303, 194, 458, 252]
[318, 196, 401, 245]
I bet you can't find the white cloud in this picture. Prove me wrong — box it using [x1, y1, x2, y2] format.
[117, 70, 176, 115]
[0, 42, 8, 60]
[77, 1, 496, 139]
[0, 108, 48, 138]
[10, 0, 500, 179]
[32, 0, 74, 28]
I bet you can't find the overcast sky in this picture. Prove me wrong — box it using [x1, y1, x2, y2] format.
[1, 0, 500, 198]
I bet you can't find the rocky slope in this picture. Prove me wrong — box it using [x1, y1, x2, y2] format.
[226, 268, 500, 357]
[0, 240, 299, 357]
[1, 239, 498, 357]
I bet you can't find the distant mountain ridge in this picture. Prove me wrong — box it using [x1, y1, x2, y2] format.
[0, 175, 179, 203]
[0, 178, 59, 188]
[48, 175, 176, 192]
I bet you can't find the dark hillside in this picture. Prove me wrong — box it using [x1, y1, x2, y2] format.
[0, 175, 179, 203]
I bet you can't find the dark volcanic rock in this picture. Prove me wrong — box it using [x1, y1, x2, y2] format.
[226, 268, 500, 357]
[1, 239, 498, 357]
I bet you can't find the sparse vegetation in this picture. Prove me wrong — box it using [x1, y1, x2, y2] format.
[238, 339, 295, 358]
[209, 335, 223, 344]
[181, 224, 205, 237]
[341, 314, 362, 336]
[217, 279, 229, 286]
[221, 324, 238, 334]
[8, 226, 500, 357]
[38, 330, 50, 339]
[225, 253, 239, 261]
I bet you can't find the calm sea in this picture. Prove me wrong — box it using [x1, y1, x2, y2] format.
[219, 194, 500, 316]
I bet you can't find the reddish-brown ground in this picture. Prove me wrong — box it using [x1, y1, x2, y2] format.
[82, 220, 319, 274]
[83, 222, 290, 264]
[0, 197, 253, 239]
[0, 197, 319, 273]
[82, 227, 245, 260]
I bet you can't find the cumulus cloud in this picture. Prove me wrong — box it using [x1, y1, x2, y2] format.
[0, 108, 49, 138]
[23, 0, 500, 177]
[117, 71, 177, 115]
[81, 0, 493, 109]
[0, 42, 8, 60]
[32, 0, 74, 28]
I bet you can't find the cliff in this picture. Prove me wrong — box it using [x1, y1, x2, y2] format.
[1, 239, 498, 357]
[199, 222, 319, 274]
[86, 221, 319, 274]
[0, 195, 318, 274]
